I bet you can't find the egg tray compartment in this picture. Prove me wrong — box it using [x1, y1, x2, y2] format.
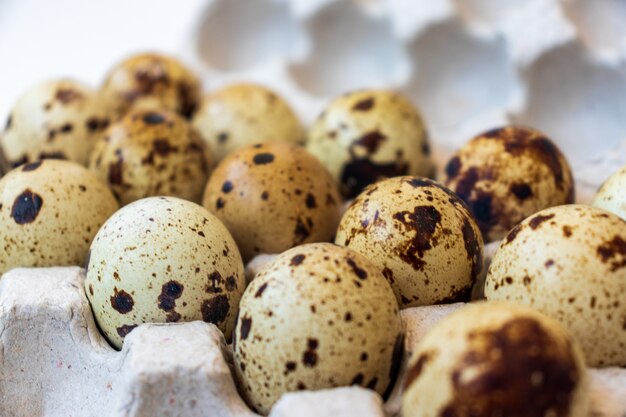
[1, 255, 625, 417]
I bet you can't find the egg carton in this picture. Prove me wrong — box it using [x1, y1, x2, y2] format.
[1, 0, 626, 416]
[1, 263, 625, 417]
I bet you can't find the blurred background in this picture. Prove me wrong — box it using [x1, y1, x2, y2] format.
[1, 0, 626, 199]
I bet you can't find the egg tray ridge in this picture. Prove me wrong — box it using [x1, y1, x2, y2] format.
[0, 259, 625, 417]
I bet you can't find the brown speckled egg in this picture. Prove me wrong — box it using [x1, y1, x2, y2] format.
[85, 196, 245, 349]
[306, 90, 433, 198]
[89, 109, 211, 205]
[203, 142, 342, 261]
[444, 126, 574, 242]
[0, 79, 111, 167]
[233, 243, 403, 415]
[192, 83, 303, 162]
[100, 52, 201, 118]
[592, 165, 626, 220]
[0, 159, 119, 274]
[485, 204, 626, 366]
[335, 177, 483, 308]
[402, 301, 589, 417]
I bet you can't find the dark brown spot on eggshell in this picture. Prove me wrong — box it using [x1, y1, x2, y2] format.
[341, 158, 408, 199]
[217, 132, 229, 143]
[222, 181, 234, 193]
[354, 131, 386, 154]
[293, 217, 311, 245]
[110, 289, 134, 314]
[290, 254, 306, 266]
[305, 193, 317, 209]
[562, 225, 573, 237]
[253, 153, 275, 165]
[108, 152, 124, 185]
[510, 183, 533, 200]
[597, 236, 626, 272]
[201, 295, 230, 324]
[405, 350, 434, 389]
[302, 338, 319, 367]
[55, 88, 84, 104]
[352, 97, 375, 111]
[11, 189, 43, 224]
[461, 217, 482, 279]
[142, 112, 165, 125]
[225, 276, 238, 291]
[158, 280, 184, 321]
[346, 258, 367, 279]
[116, 324, 138, 338]
[22, 161, 42, 172]
[434, 285, 473, 304]
[240, 316, 252, 340]
[152, 138, 178, 156]
[393, 205, 441, 271]
[255, 283, 268, 298]
[445, 156, 462, 179]
[505, 223, 522, 245]
[529, 213, 555, 230]
[440, 317, 579, 417]
[86, 117, 110, 132]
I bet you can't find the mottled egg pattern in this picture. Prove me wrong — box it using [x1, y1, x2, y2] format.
[0, 79, 111, 168]
[100, 53, 201, 118]
[444, 126, 574, 242]
[89, 109, 211, 206]
[485, 205, 626, 367]
[0, 159, 119, 274]
[85, 196, 245, 349]
[335, 177, 483, 308]
[233, 243, 403, 415]
[402, 301, 589, 417]
[592, 165, 626, 221]
[306, 90, 434, 199]
[192, 83, 303, 162]
[203, 142, 342, 261]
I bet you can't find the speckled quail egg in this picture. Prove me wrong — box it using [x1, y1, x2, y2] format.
[306, 90, 434, 198]
[233, 243, 403, 415]
[444, 126, 574, 242]
[335, 176, 483, 308]
[85, 196, 245, 349]
[100, 52, 201, 118]
[0, 159, 118, 274]
[402, 301, 589, 417]
[192, 83, 303, 162]
[0, 79, 111, 168]
[203, 142, 342, 261]
[89, 109, 211, 205]
[592, 165, 626, 220]
[485, 204, 626, 367]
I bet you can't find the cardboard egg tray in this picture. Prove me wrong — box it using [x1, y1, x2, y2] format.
[1, 0, 626, 415]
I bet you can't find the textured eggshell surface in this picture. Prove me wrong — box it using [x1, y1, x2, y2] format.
[306, 90, 433, 199]
[592, 165, 626, 221]
[100, 52, 202, 118]
[192, 83, 303, 162]
[444, 126, 575, 242]
[335, 177, 483, 308]
[89, 109, 211, 205]
[485, 205, 626, 367]
[84, 196, 245, 349]
[0, 79, 111, 168]
[203, 142, 342, 261]
[0, 159, 119, 274]
[402, 301, 589, 417]
[233, 243, 403, 415]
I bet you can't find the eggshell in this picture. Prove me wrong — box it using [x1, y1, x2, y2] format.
[233, 243, 403, 415]
[402, 301, 589, 417]
[335, 177, 483, 308]
[0, 159, 119, 274]
[485, 204, 626, 366]
[100, 52, 201, 118]
[306, 90, 433, 198]
[85, 196, 245, 349]
[89, 109, 211, 205]
[592, 165, 626, 220]
[444, 126, 574, 242]
[0, 79, 111, 167]
[192, 83, 303, 162]
[203, 142, 342, 261]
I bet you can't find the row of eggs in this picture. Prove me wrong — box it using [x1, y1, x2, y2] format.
[1, 52, 625, 416]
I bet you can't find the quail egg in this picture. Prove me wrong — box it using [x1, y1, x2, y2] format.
[89, 109, 211, 205]
[335, 177, 483, 308]
[0, 79, 111, 167]
[485, 204, 626, 366]
[402, 301, 589, 417]
[233, 243, 403, 415]
[592, 165, 626, 220]
[192, 83, 303, 162]
[306, 90, 433, 198]
[100, 52, 201, 118]
[444, 126, 574, 242]
[203, 142, 342, 261]
[0, 159, 118, 274]
[85, 196, 245, 349]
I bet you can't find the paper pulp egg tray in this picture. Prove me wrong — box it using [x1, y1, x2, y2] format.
[0, 0, 626, 416]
